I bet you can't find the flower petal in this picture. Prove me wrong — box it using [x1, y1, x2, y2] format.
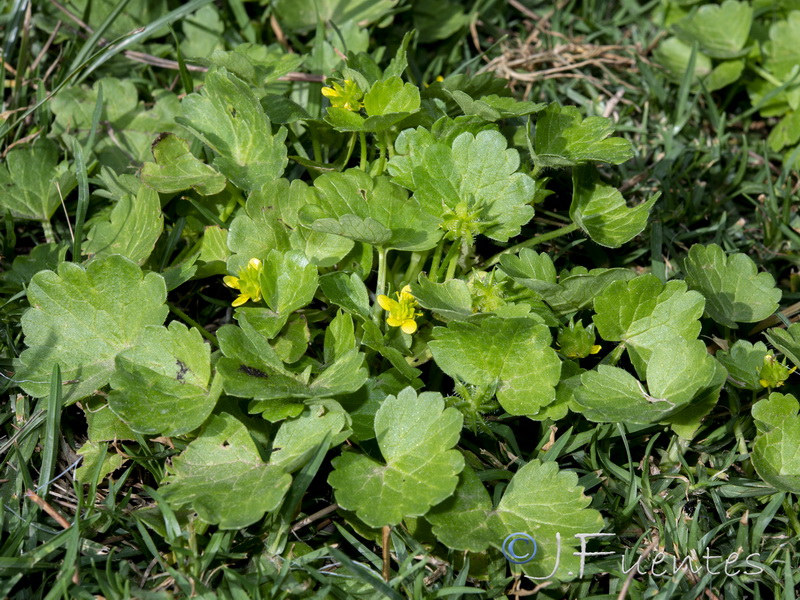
[377, 295, 395, 311]
[223, 276, 240, 290]
[232, 294, 249, 307]
[401, 319, 418, 334]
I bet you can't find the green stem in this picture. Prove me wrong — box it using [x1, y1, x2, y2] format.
[168, 303, 219, 347]
[403, 250, 429, 284]
[439, 241, 461, 282]
[599, 343, 625, 367]
[384, 131, 394, 159]
[429, 238, 445, 281]
[359, 131, 368, 171]
[445, 252, 459, 281]
[375, 134, 387, 175]
[311, 128, 322, 164]
[373, 247, 389, 326]
[42, 220, 55, 245]
[483, 223, 580, 267]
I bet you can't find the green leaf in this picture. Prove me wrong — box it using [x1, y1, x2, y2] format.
[429, 316, 562, 416]
[664, 359, 727, 439]
[75, 441, 127, 484]
[50, 77, 186, 172]
[324, 311, 356, 364]
[449, 92, 545, 122]
[388, 130, 536, 242]
[765, 11, 800, 81]
[84, 183, 164, 264]
[218, 312, 367, 407]
[766, 323, 800, 369]
[361, 76, 420, 132]
[410, 276, 473, 321]
[272, 0, 398, 32]
[593, 275, 705, 376]
[413, 0, 470, 42]
[0, 140, 76, 221]
[319, 272, 371, 320]
[108, 322, 222, 437]
[672, 0, 752, 59]
[360, 321, 422, 382]
[8, 242, 68, 287]
[19, 255, 168, 403]
[299, 169, 442, 251]
[260, 94, 312, 124]
[197, 225, 230, 276]
[500, 249, 635, 314]
[338, 371, 408, 441]
[533, 104, 634, 168]
[162, 413, 292, 528]
[328, 387, 464, 527]
[570, 166, 658, 248]
[751, 394, 800, 493]
[260, 249, 319, 316]
[768, 110, 800, 153]
[426, 461, 604, 581]
[206, 45, 305, 87]
[574, 339, 718, 424]
[716, 340, 769, 390]
[683, 244, 781, 328]
[653, 37, 713, 85]
[752, 392, 800, 434]
[272, 316, 310, 364]
[324, 107, 366, 132]
[226, 180, 292, 273]
[141, 133, 227, 195]
[84, 397, 135, 442]
[706, 59, 746, 92]
[269, 401, 350, 472]
[364, 78, 418, 116]
[176, 68, 288, 191]
[180, 4, 224, 59]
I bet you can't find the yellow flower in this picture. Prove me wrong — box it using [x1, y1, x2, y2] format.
[377, 285, 421, 334]
[223, 258, 263, 307]
[321, 79, 363, 112]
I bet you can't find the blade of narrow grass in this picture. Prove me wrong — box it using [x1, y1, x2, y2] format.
[85, 81, 104, 152]
[37, 365, 63, 499]
[333, 522, 383, 572]
[227, 0, 256, 44]
[674, 41, 698, 132]
[267, 431, 331, 554]
[78, 0, 214, 84]
[327, 547, 403, 600]
[71, 138, 89, 262]
[66, 0, 133, 76]
[169, 25, 194, 95]
[2, 0, 28, 110]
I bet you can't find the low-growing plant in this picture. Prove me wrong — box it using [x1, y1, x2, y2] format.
[655, 0, 800, 167]
[4, 4, 800, 598]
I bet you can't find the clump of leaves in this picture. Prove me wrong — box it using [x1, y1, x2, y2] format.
[655, 0, 800, 166]
[2, 17, 798, 600]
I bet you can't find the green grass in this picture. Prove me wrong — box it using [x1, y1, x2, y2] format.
[3, 1, 800, 598]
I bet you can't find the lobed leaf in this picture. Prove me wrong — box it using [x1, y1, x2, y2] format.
[328, 387, 464, 527]
[683, 244, 781, 328]
[19, 255, 168, 403]
[162, 413, 292, 529]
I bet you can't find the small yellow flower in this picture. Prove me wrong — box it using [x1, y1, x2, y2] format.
[321, 79, 363, 112]
[377, 285, 422, 334]
[223, 258, 263, 307]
